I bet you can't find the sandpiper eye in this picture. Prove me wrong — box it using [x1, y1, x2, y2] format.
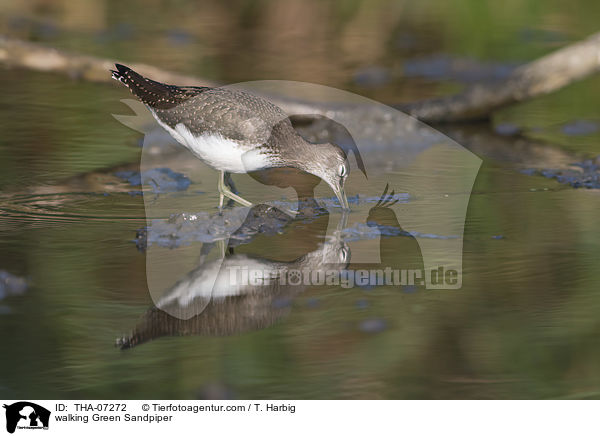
[339, 164, 347, 178]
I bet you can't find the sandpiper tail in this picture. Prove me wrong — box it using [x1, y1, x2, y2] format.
[111, 64, 209, 109]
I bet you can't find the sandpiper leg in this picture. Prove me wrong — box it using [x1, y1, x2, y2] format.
[218, 172, 225, 211]
[217, 171, 253, 209]
[224, 172, 239, 194]
[217, 239, 226, 258]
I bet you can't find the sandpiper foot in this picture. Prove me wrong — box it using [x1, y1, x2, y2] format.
[279, 206, 298, 218]
[218, 171, 253, 211]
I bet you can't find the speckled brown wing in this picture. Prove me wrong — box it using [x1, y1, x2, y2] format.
[152, 87, 292, 149]
[112, 63, 296, 150]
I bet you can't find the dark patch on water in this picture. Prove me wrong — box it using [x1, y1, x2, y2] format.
[356, 299, 369, 309]
[138, 204, 292, 250]
[166, 29, 193, 46]
[134, 228, 148, 251]
[560, 120, 599, 136]
[0, 271, 28, 314]
[402, 285, 418, 294]
[522, 156, 600, 189]
[228, 204, 292, 247]
[143, 209, 247, 248]
[494, 123, 521, 136]
[357, 282, 376, 291]
[403, 55, 516, 82]
[272, 297, 293, 309]
[306, 298, 320, 308]
[359, 318, 387, 333]
[0, 270, 28, 300]
[518, 27, 569, 44]
[0, 306, 12, 315]
[343, 223, 458, 242]
[115, 168, 191, 193]
[353, 66, 391, 87]
[520, 168, 537, 176]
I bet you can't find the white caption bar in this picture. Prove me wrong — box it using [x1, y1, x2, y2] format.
[1, 400, 598, 435]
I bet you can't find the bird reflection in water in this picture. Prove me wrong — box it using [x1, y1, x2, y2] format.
[117, 201, 349, 350]
[362, 184, 424, 289]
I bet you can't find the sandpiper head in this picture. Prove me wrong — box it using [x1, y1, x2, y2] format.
[302, 143, 349, 210]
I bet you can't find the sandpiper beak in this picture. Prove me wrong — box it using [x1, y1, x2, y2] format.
[334, 186, 350, 211]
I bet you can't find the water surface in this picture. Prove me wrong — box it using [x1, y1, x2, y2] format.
[2, 0, 600, 399]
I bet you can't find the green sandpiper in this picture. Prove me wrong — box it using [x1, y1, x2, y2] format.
[111, 64, 350, 211]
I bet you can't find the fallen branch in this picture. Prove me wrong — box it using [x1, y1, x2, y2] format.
[400, 32, 600, 122]
[0, 35, 217, 87]
[2, 32, 600, 122]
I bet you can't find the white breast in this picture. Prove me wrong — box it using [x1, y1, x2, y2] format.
[156, 257, 278, 309]
[151, 112, 269, 173]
